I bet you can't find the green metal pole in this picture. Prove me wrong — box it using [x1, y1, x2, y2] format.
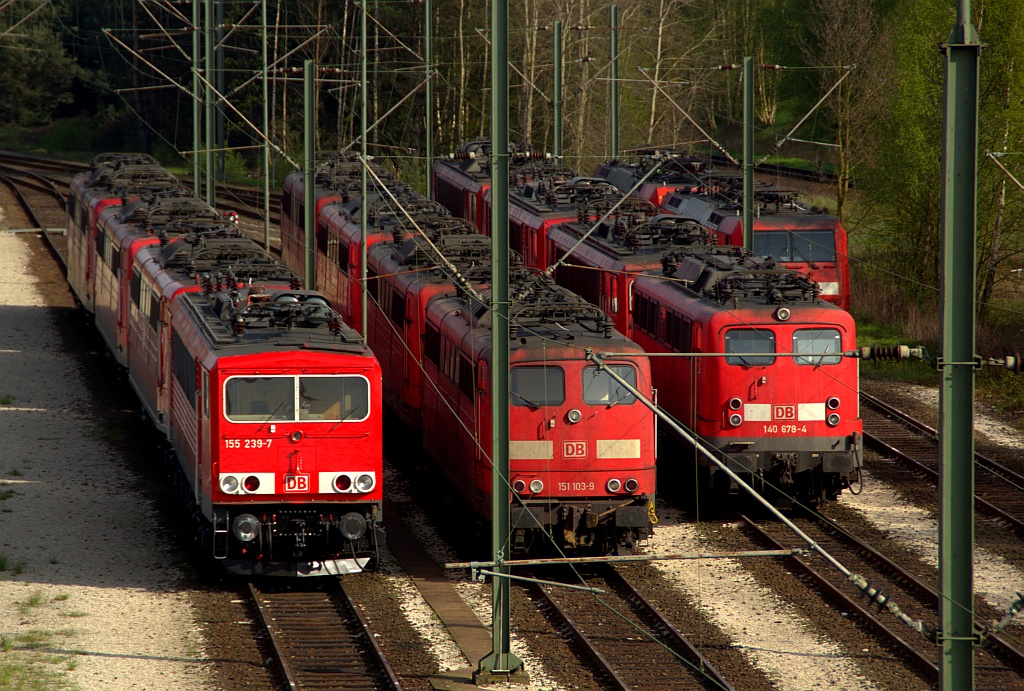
[743, 56, 753, 252]
[361, 1, 368, 337]
[610, 5, 618, 160]
[425, 0, 433, 199]
[475, 0, 525, 681]
[304, 60, 315, 291]
[215, 0, 225, 181]
[192, 0, 201, 197]
[553, 20, 562, 161]
[262, 0, 270, 249]
[938, 1, 979, 688]
[204, 0, 215, 206]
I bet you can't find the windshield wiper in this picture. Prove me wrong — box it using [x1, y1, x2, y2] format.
[512, 391, 544, 407]
[256, 400, 287, 432]
[606, 389, 634, 408]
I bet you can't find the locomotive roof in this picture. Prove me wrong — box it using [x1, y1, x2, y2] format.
[551, 213, 713, 264]
[661, 175, 831, 226]
[596, 150, 706, 192]
[311, 153, 394, 194]
[158, 233, 297, 285]
[665, 248, 822, 305]
[181, 287, 367, 353]
[433, 141, 563, 184]
[511, 175, 622, 215]
[433, 140, 494, 180]
[389, 231, 526, 284]
[460, 277, 618, 342]
[342, 188, 449, 223]
[87, 162, 180, 190]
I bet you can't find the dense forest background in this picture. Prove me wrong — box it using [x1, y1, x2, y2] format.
[3, 0, 1024, 354]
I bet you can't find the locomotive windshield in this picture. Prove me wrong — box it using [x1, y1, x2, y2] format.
[511, 366, 565, 407]
[724, 329, 776, 366]
[755, 230, 836, 263]
[224, 375, 370, 422]
[583, 365, 637, 406]
[793, 329, 842, 366]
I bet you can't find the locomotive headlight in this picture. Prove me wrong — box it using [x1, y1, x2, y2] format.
[220, 475, 239, 494]
[243, 475, 261, 492]
[529, 479, 544, 494]
[607, 478, 622, 493]
[827, 397, 841, 410]
[729, 413, 743, 427]
[354, 473, 375, 492]
[566, 409, 582, 424]
[290, 431, 303, 442]
[232, 514, 260, 542]
[334, 474, 352, 491]
[775, 307, 791, 321]
[827, 412, 841, 426]
[729, 397, 743, 411]
[512, 479, 527, 493]
[624, 478, 639, 493]
[339, 512, 367, 540]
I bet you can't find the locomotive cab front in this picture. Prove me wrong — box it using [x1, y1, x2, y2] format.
[207, 365, 384, 576]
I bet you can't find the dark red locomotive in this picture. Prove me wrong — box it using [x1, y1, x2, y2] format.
[546, 212, 713, 337]
[593, 148, 707, 208]
[662, 182, 851, 311]
[67, 155, 385, 576]
[632, 248, 861, 504]
[281, 161, 658, 552]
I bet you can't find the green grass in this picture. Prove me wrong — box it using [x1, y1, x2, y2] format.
[10, 468, 22, 477]
[0, 629, 80, 690]
[52, 594, 69, 602]
[60, 612, 87, 619]
[0, 489, 15, 501]
[18, 591, 46, 614]
[0, 553, 8, 570]
[0, 395, 13, 405]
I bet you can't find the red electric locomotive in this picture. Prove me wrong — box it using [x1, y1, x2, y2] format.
[593, 147, 707, 208]
[283, 164, 449, 334]
[486, 174, 640, 270]
[420, 276, 657, 552]
[659, 180, 851, 311]
[68, 157, 386, 576]
[280, 154, 396, 285]
[282, 160, 658, 552]
[365, 219, 517, 429]
[546, 212, 713, 337]
[66, 153, 181, 313]
[631, 248, 861, 505]
[431, 139, 493, 231]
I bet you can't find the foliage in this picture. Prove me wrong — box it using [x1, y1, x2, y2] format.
[7, 1, 1024, 353]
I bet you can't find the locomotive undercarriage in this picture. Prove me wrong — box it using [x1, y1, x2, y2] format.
[703, 434, 862, 505]
[198, 501, 384, 576]
[510, 495, 656, 554]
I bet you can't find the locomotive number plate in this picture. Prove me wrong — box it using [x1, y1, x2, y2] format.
[761, 424, 808, 434]
[283, 474, 309, 492]
[224, 438, 274, 449]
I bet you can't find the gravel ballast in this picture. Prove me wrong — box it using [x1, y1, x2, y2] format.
[0, 231, 210, 690]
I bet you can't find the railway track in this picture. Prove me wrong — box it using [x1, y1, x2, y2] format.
[742, 513, 1024, 688]
[531, 564, 735, 690]
[249, 580, 402, 691]
[860, 391, 1024, 533]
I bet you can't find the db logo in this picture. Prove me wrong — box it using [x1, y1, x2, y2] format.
[563, 441, 587, 458]
[773, 405, 796, 421]
[283, 474, 309, 492]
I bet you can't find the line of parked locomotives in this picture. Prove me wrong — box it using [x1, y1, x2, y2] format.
[65, 150, 861, 578]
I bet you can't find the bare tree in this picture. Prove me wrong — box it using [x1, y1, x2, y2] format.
[801, 0, 890, 220]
